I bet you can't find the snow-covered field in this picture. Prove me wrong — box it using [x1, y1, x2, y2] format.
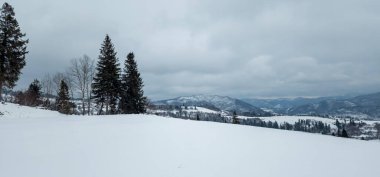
[1, 103, 380, 177]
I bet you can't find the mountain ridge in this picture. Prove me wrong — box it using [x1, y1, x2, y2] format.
[154, 94, 271, 116]
[287, 92, 380, 119]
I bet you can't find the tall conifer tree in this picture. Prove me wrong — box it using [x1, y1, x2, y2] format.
[56, 80, 71, 114]
[119, 52, 146, 114]
[0, 3, 28, 100]
[92, 35, 120, 114]
[25, 79, 41, 106]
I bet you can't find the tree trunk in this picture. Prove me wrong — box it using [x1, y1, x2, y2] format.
[0, 81, 3, 101]
[82, 92, 85, 115]
[87, 98, 91, 115]
[106, 101, 109, 115]
[98, 102, 103, 115]
[87, 90, 91, 115]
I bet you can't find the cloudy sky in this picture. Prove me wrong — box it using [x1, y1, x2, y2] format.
[8, 0, 380, 100]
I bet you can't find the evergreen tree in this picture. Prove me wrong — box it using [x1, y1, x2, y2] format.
[335, 119, 341, 129]
[56, 80, 71, 114]
[341, 128, 349, 138]
[119, 52, 146, 114]
[375, 123, 380, 139]
[267, 121, 273, 128]
[273, 121, 279, 129]
[25, 79, 41, 106]
[232, 110, 239, 124]
[92, 35, 121, 114]
[0, 3, 28, 100]
[14, 90, 25, 104]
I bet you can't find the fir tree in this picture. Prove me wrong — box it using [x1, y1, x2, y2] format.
[0, 3, 28, 100]
[335, 119, 341, 129]
[25, 79, 41, 106]
[56, 80, 71, 114]
[119, 52, 146, 114]
[92, 35, 121, 114]
[232, 110, 239, 124]
[341, 128, 349, 138]
[273, 121, 279, 129]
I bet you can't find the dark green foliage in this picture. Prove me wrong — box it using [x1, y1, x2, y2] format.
[119, 52, 146, 114]
[267, 121, 273, 128]
[0, 3, 28, 100]
[375, 123, 380, 139]
[25, 79, 41, 106]
[92, 35, 121, 115]
[335, 119, 342, 130]
[349, 119, 356, 126]
[273, 121, 279, 129]
[56, 80, 71, 114]
[232, 110, 239, 124]
[280, 122, 293, 130]
[14, 90, 25, 104]
[341, 128, 349, 138]
[345, 120, 362, 137]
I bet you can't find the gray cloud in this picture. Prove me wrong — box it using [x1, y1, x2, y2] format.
[8, 0, 380, 100]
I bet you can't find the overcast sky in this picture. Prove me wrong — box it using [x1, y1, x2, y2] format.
[7, 0, 380, 100]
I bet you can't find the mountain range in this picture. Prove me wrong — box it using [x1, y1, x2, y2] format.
[242, 95, 356, 114]
[287, 92, 380, 119]
[154, 92, 380, 119]
[154, 95, 271, 116]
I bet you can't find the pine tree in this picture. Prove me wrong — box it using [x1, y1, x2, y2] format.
[56, 80, 71, 114]
[273, 121, 279, 129]
[0, 3, 28, 101]
[341, 128, 349, 138]
[232, 110, 239, 124]
[335, 119, 341, 129]
[92, 35, 121, 115]
[25, 79, 41, 106]
[119, 52, 146, 114]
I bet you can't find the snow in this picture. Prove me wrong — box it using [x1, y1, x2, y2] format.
[157, 94, 257, 112]
[1, 103, 380, 177]
[183, 106, 219, 114]
[239, 115, 380, 128]
[258, 115, 337, 124]
[148, 106, 220, 114]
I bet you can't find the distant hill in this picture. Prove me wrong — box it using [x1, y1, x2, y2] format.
[242, 95, 355, 114]
[287, 92, 380, 119]
[154, 95, 271, 116]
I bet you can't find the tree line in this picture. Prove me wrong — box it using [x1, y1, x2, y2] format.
[11, 35, 147, 115]
[0, 3, 146, 115]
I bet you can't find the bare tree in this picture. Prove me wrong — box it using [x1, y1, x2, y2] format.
[69, 55, 95, 115]
[52, 72, 73, 98]
[64, 71, 75, 99]
[87, 58, 95, 115]
[41, 73, 53, 96]
[52, 72, 66, 95]
[41, 73, 54, 107]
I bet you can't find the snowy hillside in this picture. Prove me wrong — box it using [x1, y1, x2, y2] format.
[155, 94, 270, 116]
[1, 103, 380, 177]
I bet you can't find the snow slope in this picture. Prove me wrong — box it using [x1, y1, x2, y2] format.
[1, 103, 380, 177]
